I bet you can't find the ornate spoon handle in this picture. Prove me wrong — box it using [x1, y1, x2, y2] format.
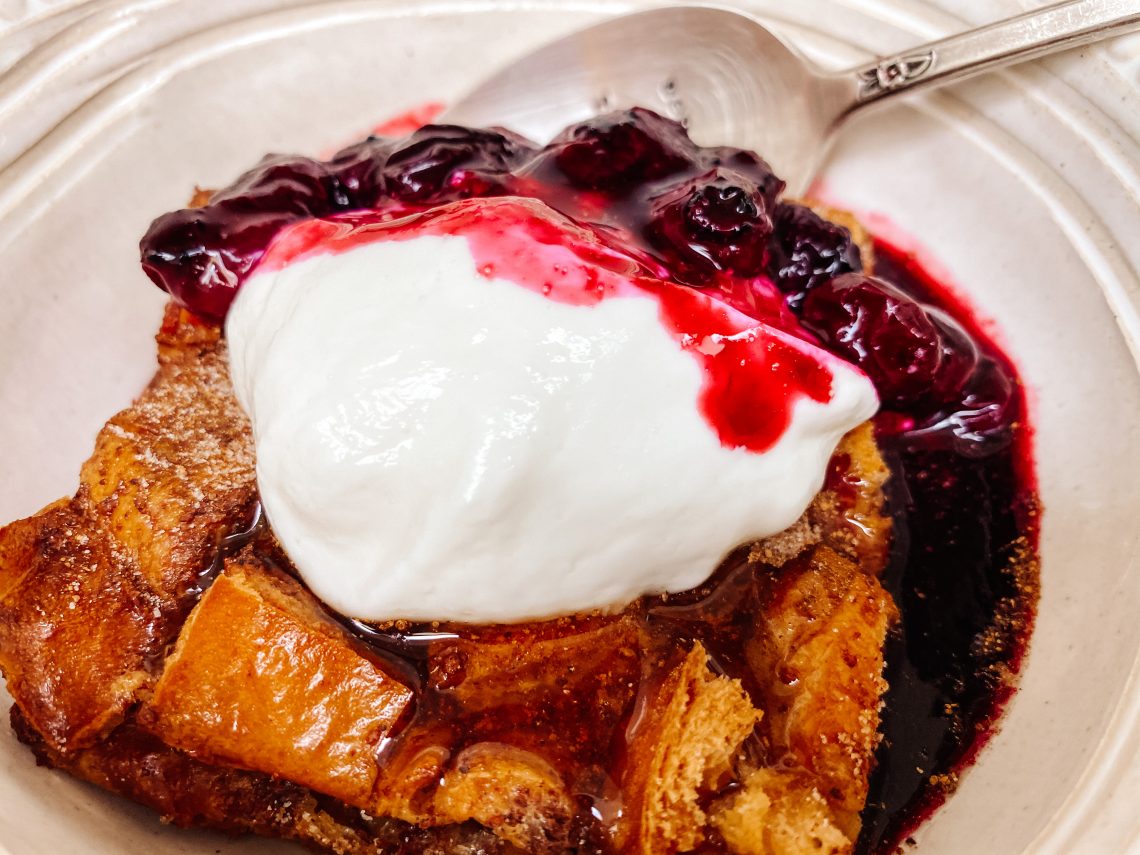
[847, 0, 1140, 110]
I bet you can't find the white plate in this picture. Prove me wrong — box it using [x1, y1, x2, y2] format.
[0, 1, 1138, 853]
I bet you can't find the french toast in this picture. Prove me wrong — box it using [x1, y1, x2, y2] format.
[0, 293, 895, 853]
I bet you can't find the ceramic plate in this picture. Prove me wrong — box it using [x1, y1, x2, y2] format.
[0, 1, 1138, 852]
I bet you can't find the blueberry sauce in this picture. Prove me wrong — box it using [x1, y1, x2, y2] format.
[855, 242, 1039, 854]
[141, 108, 791, 326]
[142, 108, 1040, 851]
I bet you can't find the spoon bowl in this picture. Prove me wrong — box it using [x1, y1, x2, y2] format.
[443, 1, 1140, 195]
[442, 7, 849, 194]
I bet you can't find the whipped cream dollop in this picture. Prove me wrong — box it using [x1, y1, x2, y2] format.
[226, 198, 878, 623]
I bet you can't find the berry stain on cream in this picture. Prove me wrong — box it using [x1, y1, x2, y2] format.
[225, 197, 878, 623]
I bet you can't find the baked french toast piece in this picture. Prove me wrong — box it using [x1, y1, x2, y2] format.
[750, 422, 891, 578]
[745, 546, 898, 844]
[712, 767, 852, 855]
[0, 306, 256, 751]
[141, 556, 412, 807]
[0, 291, 896, 853]
[617, 547, 894, 855]
[365, 615, 641, 852]
[619, 643, 762, 854]
[146, 550, 640, 852]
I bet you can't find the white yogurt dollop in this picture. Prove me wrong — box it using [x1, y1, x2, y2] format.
[227, 204, 877, 623]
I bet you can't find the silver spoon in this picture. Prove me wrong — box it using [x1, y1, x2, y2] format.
[442, 1, 1140, 194]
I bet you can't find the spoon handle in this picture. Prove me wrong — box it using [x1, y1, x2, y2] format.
[846, 0, 1140, 111]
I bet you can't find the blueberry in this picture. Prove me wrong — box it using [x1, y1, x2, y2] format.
[382, 124, 534, 203]
[925, 307, 981, 406]
[326, 136, 396, 209]
[801, 273, 943, 407]
[767, 203, 862, 309]
[550, 107, 694, 190]
[141, 155, 339, 322]
[646, 169, 775, 281]
[700, 147, 784, 211]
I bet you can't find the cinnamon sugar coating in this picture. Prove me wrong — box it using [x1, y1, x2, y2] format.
[0, 308, 256, 751]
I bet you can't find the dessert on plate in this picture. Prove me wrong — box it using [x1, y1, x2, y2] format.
[0, 108, 1038, 854]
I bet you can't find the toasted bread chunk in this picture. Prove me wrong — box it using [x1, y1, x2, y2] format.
[429, 615, 641, 776]
[0, 499, 68, 599]
[12, 707, 308, 836]
[79, 308, 255, 597]
[711, 768, 851, 855]
[144, 562, 411, 807]
[375, 617, 640, 851]
[0, 307, 255, 751]
[749, 547, 897, 827]
[433, 743, 576, 851]
[432, 616, 640, 709]
[370, 717, 583, 851]
[373, 735, 578, 853]
[621, 643, 762, 854]
[0, 500, 155, 748]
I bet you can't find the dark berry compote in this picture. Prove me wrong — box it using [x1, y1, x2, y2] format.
[141, 107, 1040, 853]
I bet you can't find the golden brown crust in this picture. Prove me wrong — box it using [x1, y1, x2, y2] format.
[749, 423, 891, 576]
[10, 706, 521, 855]
[369, 616, 644, 851]
[0, 500, 152, 747]
[430, 616, 640, 710]
[711, 767, 852, 855]
[431, 742, 577, 851]
[749, 547, 897, 828]
[0, 305, 256, 752]
[813, 423, 893, 574]
[619, 644, 761, 854]
[143, 563, 412, 807]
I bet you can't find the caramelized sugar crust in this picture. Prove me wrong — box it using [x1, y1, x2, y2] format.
[0, 231, 896, 854]
[0, 310, 255, 750]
